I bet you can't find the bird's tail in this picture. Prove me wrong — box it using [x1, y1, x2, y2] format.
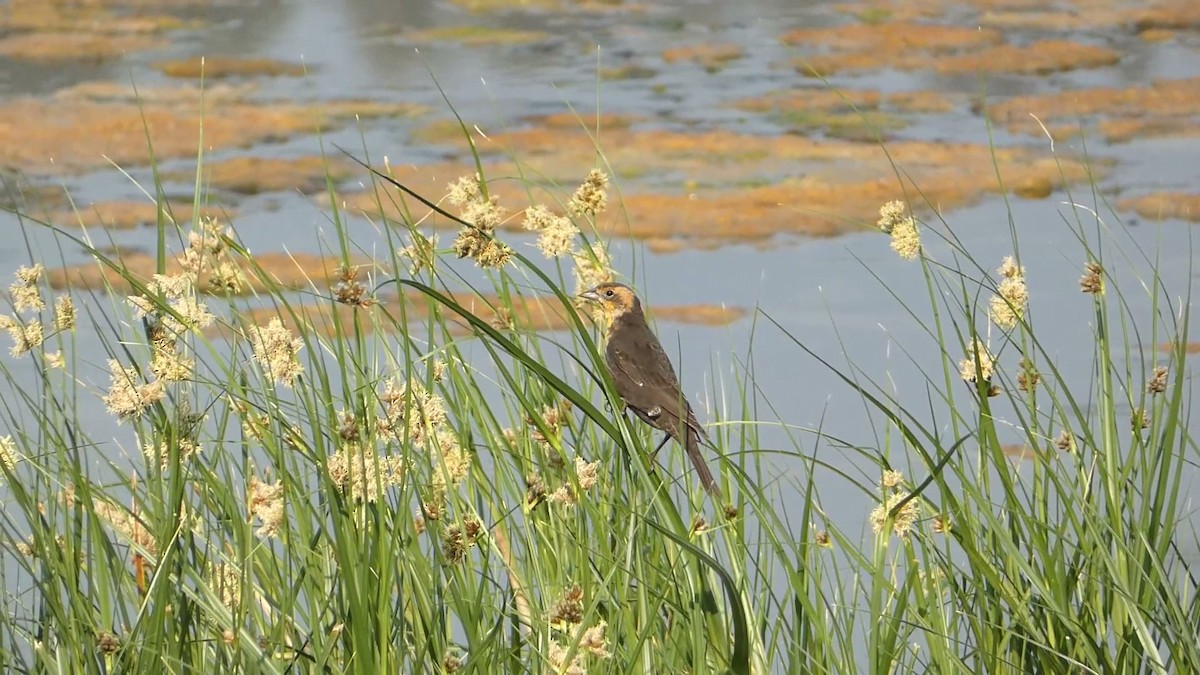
[685, 431, 722, 498]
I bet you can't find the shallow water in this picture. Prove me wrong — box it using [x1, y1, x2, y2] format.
[2, 0, 1200, 638]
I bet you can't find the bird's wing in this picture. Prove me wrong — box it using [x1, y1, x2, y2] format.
[606, 320, 692, 434]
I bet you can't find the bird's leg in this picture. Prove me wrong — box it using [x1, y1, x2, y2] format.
[651, 434, 670, 459]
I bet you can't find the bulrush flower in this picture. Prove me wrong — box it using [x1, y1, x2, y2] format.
[453, 230, 513, 269]
[210, 561, 241, 612]
[399, 233, 438, 276]
[325, 442, 405, 503]
[547, 642, 585, 675]
[446, 175, 513, 269]
[446, 175, 483, 206]
[1079, 261, 1103, 294]
[0, 315, 44, 357]
[93, 499, 157, 555]
[249, 318, 304, 387]
[988, 256, 1029, 330]
[129, 276, 214, 338]
[547, 484, 575, 506]
[577, 621, 611, 659]
[1147, 366, 1168, 394]
[10, 264, 45, 313]
[46, 351, 65, 369]
[523, 204, 579, 258]
[871, 467, 918, 538]
[53, 295, 75, 331]
[547, 456, 602, 506]
[182, 217, 245, 293]
[430, 428, 471, 490]
[568, 169, 610, 217]
[0, 435, 19, 473]
[876, 201, 906, 233]
[958, 338, 994, 384]
[877, 201, 920, 261]
[377, 378, 448, 443]
[150, 345, 194, 382]
[247, 476, 285, 538]
[102, 360, 164, 420]
[142, 437, 201, 468]
[522, 204, 558, 231]
[869, 492, 919, 538]
[146, 273, 192, 299]
[537, 219, 579, 258]
[572, 243, 614, 297]
[889, 217, 921, 261]
[573, 456, 600, 491]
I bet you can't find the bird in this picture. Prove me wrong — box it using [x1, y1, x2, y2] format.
[578, 282, 720, 496]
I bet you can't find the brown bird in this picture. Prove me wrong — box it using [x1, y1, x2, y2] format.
[579, 282, 720, 496]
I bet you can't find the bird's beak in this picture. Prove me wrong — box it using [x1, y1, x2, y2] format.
[578, 289, 601, 303]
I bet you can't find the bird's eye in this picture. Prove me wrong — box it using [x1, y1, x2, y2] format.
[604, 289, 615, 298]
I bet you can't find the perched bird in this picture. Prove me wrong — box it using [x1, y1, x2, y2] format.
[579, 282, 720, 496]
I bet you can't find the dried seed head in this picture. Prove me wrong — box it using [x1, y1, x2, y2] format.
[1055, 430, 1075, 452]
[814, 529, 832, 548]
[442, 524, 467, 564]
[1147, 366, 1168, 395]
[338, 410, 361, 442]
[96, 630, 121, 655]
[332, 265, 371, 308]
[1017, 359, 1040, 393]
[1080, 261, 1103, 294]
[722, 503, 739, 521]
[399, 232, 438, 276]
[932, 515, 948, 534]
[525, 473, 547, 509]
[550, 584, 584, 626]
[1132, 408, 1150, 431]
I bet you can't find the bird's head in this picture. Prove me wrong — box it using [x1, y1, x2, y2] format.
[579, 282, 641, 316]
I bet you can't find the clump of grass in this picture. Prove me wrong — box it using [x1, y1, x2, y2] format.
[0, 85, 1195, 675]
